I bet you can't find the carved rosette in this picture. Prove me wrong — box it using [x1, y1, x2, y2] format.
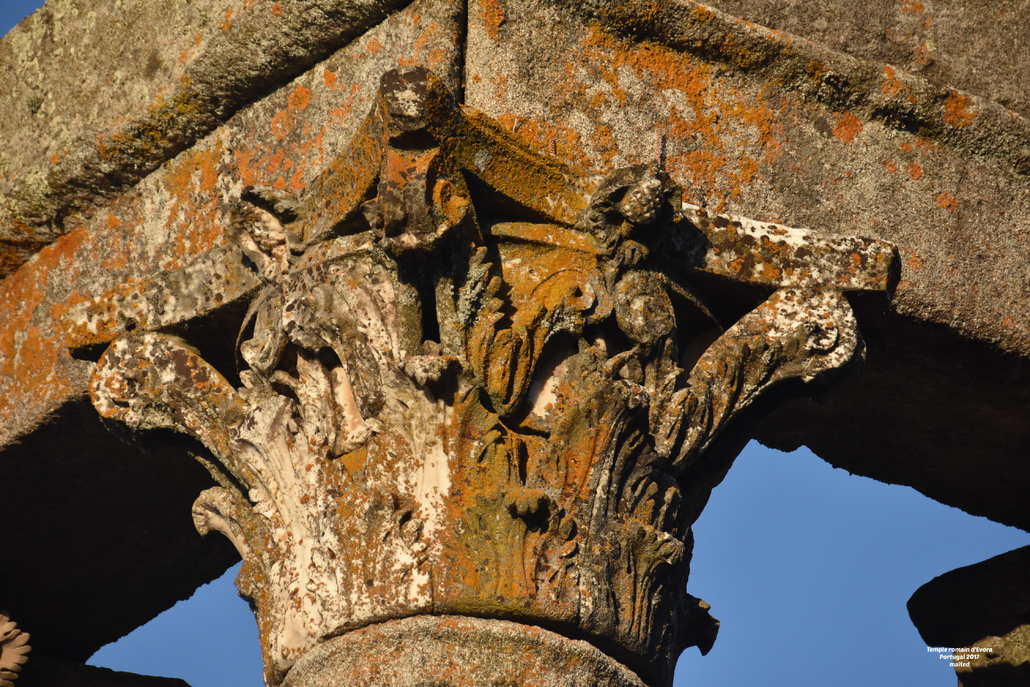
[72, 68, 897, 686]
[0, 613, 30, 687]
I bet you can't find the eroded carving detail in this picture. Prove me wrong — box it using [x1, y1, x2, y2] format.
[0, 613, 30, 687]
[70, 68, 897, 686]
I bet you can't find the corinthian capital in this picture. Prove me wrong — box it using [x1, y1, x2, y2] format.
[68, 67, 897, 687]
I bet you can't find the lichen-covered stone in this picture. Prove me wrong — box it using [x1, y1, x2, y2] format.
[0, 0, 415, 275]
[82, 67, 894, 686]
[281, 616, 649, 687]
[0, 0, 465, 663]
[1, 2, 1028, 686]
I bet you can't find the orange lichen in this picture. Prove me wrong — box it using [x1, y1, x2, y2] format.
[806, 60, 828, 81]
[907, 162, 922, 180]
[943, 91, 977, 127]
[272, 3, 282, 17]
[398, 24, 451, 73]
[496, 113, 593, 172]
[157, 140, 227, 269]
[219, 8, 233, 31]
[367, 37, 383, 55]
[936, 191, 958, 211]
[691, 4, 716, 22]
[738, 154, 758, 184]
[237, 70, 357, 198]
[899, 0, 924, 15]
[0, 229, 98, 431]
[832, 112, 863, 144]
[288, 85, 311, 112]
[881, 65, 911, 98]
[480, 0, 505, 42]
[569, 24, 783, 202]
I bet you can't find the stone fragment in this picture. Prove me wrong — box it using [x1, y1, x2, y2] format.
[0, 613, 29, 687]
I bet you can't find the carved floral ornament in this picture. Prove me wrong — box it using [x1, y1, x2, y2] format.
[64, 68, 898, 686]
[0, 613, 30, 687]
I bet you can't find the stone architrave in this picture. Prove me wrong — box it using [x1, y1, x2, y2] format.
[65, 68, 897, 687]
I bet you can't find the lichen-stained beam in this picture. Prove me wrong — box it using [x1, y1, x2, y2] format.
[8, 0, 466, 445]
[62, 245, 261, 351]
[566, 0, 1030, 173]
[77, 67, 896, 687]
[681, 204, 897, 293]
[0, 0, 417, 278]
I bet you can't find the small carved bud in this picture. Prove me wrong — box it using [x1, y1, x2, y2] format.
[618, 174, 663, 227]
[399, 516, 424, 548]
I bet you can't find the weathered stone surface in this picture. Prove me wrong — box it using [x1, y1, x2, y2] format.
[1, 0, 1028, 685]
[703, 0, 1030, 120]
[465, 0, 1030, 533]
[468, 0, 1030, 357]
[80, 66, 894, 685]
[1, 0, 464, 449]
[281, 616, 648, 687]
[1, 0, 465, 662]
[0, 0, 414, 277]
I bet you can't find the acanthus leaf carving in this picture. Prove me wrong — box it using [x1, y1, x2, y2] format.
[0, 613, 30, 687]
[70, 67, 899, 687]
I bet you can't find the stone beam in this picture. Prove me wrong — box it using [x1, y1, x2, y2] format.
[0, 0, 415, 276]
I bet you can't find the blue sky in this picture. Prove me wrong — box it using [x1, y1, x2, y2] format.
[3, 2, 1028, 685]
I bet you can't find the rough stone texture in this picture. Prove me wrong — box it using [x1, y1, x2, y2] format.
[909, 545, 1030, 687]
[1, 0, 465, 663]
[80, 66, 893, 685]
[1, 0, 463, 450]
[0, 0, 413, 276]
[1, 1, 1029, 686]
[704, 0, 1030, 120]
[281, 616, 649, 687]
[466, 0, 1030, 533]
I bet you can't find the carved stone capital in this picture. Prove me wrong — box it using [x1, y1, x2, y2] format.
[70, 68, 897, 686]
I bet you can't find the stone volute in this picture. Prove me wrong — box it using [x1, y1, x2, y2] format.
[65, 68, 898, 687]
